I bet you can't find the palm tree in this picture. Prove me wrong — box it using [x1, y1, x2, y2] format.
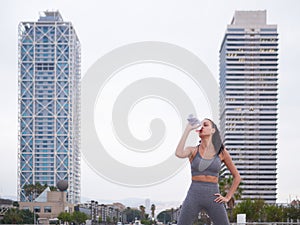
[23, 184, 35, 201]
[23, 182, 51, 201]
[35, 182, 44, 197]
[171, 208, 174, 223]
[151, 204, 156, 219]
[219, 175, 243, 221]
[139, 205, 146, 220]
[2, 208, 23, 224]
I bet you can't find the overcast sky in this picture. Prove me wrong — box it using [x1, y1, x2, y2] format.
[1, 0, 300, 208]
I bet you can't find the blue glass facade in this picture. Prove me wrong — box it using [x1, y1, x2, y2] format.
[18, 11, 81, 203]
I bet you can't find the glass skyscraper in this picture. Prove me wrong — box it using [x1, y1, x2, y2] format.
[219, 11, 278, 203]
[18, 11, 81, 203]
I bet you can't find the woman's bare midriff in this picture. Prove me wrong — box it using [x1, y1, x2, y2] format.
[192, 175, 218, 183]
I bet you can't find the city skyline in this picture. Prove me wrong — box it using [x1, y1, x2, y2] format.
[0, 0, 299, 207]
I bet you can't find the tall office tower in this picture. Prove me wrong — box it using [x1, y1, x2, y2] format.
[219, 11, 278, 203]
[145, 199, 151, 215]
[18, 11, 81, 203]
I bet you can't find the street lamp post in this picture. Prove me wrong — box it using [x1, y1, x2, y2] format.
[33, 209, 36, 224]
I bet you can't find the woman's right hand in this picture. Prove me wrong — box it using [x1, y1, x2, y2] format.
[186, 122, 201, 132]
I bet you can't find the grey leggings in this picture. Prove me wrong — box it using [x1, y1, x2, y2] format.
[177, 181, 230, 225]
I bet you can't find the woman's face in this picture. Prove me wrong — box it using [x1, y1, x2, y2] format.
[198, 119, 215, 137]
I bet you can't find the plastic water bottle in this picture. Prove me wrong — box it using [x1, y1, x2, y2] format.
[187, 114, 201, 126]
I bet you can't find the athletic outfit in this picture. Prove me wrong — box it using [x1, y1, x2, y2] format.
[177, 148, 230, 225]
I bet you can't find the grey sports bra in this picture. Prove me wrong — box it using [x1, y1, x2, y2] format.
[191, 149, 222, 177]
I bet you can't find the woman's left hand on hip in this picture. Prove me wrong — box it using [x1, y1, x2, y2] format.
[214, 193, 229, 203]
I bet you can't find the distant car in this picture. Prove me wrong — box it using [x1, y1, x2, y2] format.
[117, 222, 123, 225]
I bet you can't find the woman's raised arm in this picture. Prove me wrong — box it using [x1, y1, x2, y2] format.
[175, 123, 200, 158]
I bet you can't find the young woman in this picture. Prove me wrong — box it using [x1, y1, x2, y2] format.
[175, 118, 241, 224]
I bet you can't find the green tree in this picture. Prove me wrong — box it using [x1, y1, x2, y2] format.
[150, 204, 156, 219]
[233, 198, 265, 222]
[123, 207, 141, 223]
[1, 208, 36, 224]
[35, 182, 45, 197]
[141, 219, 152, 225]
[72, 211, 88, 225]
[23, 182, 48, 201]
[106, 216, 111, 224]
[283, 205, 300, 221]
[21, 209, 36, 224]
[49, 186, 58, 191]
[12, 201, 19, 208]
[219, 175, 243, 221]
[139, 205, 146, 220]
[263, 204, 284, 222]
[170, 208, 174, 223]
[23, 184, 35, 201]
[1, 208, 23, 224]
[58, 212, 72, 225]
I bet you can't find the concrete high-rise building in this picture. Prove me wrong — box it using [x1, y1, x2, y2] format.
[18, 11, 81, 203]
[145, 198, 151, 215]
[219, 10, 278, 203]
